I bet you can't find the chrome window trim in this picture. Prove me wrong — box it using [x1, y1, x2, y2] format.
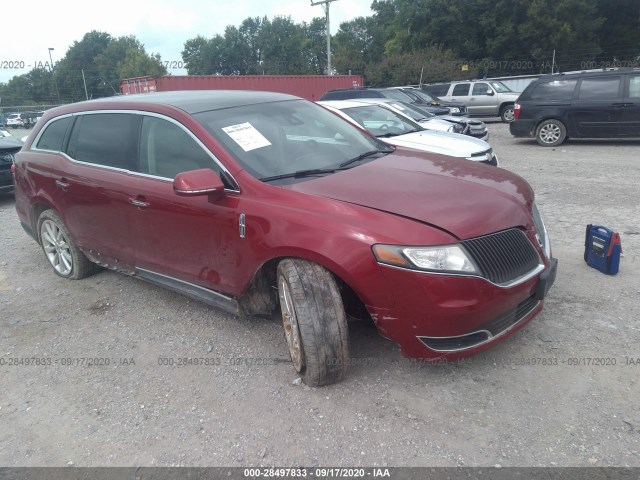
[31, 109, 241, 194]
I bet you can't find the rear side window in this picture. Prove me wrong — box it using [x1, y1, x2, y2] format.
[424, 84, 450, 96]
[452, 84, 471, 96]
[530, 80, 577, 100]
[35, 116, 72, 152]
[630, 75, 640, 98]
[578, 76, 621, 99]
[66, 113, 140, 169]
[139, 116, 218, 179]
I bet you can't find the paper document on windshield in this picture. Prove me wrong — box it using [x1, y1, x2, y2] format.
[222, 122, 271, 152]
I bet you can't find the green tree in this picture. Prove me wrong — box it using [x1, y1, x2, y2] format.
[53, 30, 166, 102]
[333, 16, 384, 75]
[257, 16, 309, 74]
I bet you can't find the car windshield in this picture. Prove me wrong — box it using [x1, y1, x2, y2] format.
[386, 101, 435, 121]
[409, 90, 437, 102]
[381, 89, 416, 102]
[195, 99, 385, 182]
[341, 105, 423, 137]
[490, 82, 513, 93]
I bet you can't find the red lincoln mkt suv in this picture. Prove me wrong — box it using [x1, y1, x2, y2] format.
[13, 90, 557, 386]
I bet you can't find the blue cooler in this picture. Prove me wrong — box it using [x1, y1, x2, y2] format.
[584, 225, 622, 275]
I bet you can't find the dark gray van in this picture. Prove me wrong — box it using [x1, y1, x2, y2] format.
[510, 69, 640, 146]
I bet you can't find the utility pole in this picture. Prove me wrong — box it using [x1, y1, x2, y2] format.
[48, 48, 61, 104]
[311, 0, 337, 75]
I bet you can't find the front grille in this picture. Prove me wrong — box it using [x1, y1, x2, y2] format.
[461, 229, 540, 284]
[479, 294, 539, 335]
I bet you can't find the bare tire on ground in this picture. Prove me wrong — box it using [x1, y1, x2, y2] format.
[37, 210, 98, 280]
[500, 104, 515, 123]
[277, 259, 350, 387]
[535, 119, 567, 147]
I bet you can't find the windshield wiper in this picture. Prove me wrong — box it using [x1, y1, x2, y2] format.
[339, 148, 392, 168]
[260, 168, 339, 182]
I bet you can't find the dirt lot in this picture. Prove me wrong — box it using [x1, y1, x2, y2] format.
[0, 123, 638, 467]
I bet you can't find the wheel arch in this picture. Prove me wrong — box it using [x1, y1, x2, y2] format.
[30, 200, 56, 244]
[239, 250, 372, 320]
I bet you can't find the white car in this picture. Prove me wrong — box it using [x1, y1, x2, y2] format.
[318, 100, 498, 166]
[357, 98, 490, 142]
[6, 113, 24, 129]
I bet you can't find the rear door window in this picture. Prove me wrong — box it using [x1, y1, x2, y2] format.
[66, 113, 140, 170]
[578, 76, 621, 99]
[35, 116, 72, 152]
[530, 80, 578, 100]
[452, 84, 471, 96]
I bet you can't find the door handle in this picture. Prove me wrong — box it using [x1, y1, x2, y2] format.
[129, 198, 150, 208]
[612, 102, 633, 107]
[55, 179, 69, 191]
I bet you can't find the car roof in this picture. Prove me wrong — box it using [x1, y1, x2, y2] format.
[535, 68, 637, 81]
[55, 90, 302, 115]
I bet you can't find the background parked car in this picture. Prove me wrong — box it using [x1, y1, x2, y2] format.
[20, 112, 39, 128]
[357, 98, 490, 142]
[320, 88, 451, 116]
[6, 113, 24, 129]
[423, 80, 520, 122]
[510, 69, 640, 146]
[389, 87, 468, 115]
[0, 134, 22, 194]
[318, 100, 498, 166]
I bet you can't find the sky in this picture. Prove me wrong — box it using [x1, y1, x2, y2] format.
[0, 0, 373, 84]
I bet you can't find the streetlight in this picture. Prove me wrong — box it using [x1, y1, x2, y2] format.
[48, 48, 61, 104]
[311, 0, 337, 75]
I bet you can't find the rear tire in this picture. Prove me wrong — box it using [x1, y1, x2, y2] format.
[500, 104, 515, 123]
[38, 210, 98, 280]
[535, 119, 567, 147]
[277, 259, 349, 387]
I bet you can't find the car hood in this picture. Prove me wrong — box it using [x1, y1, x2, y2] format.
[0, 136, 23, 150]
[380, 130, 490, 157]
[287, 149, 533, 240]
[419, 118, 454, 132]
[437, 115, 484, 126]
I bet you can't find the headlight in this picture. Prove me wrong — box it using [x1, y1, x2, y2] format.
[453, 123, 465, 134]
[373, 244, 480, 275]
[449, 107, 460, 113]
[466, 149, 493, 162]
[532, 203, 551, 258]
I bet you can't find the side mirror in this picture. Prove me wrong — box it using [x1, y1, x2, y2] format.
[486, 90, 495, 96]
[173, 168, 225, 199]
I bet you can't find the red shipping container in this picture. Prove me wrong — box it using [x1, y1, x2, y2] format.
[119, 75, 363, 101]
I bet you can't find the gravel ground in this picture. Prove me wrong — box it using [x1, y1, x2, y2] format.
[0, 123, 639, 467]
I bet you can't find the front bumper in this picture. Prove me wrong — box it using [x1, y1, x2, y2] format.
[367, 257, 557, 359]
[0, 170, 14, 194]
